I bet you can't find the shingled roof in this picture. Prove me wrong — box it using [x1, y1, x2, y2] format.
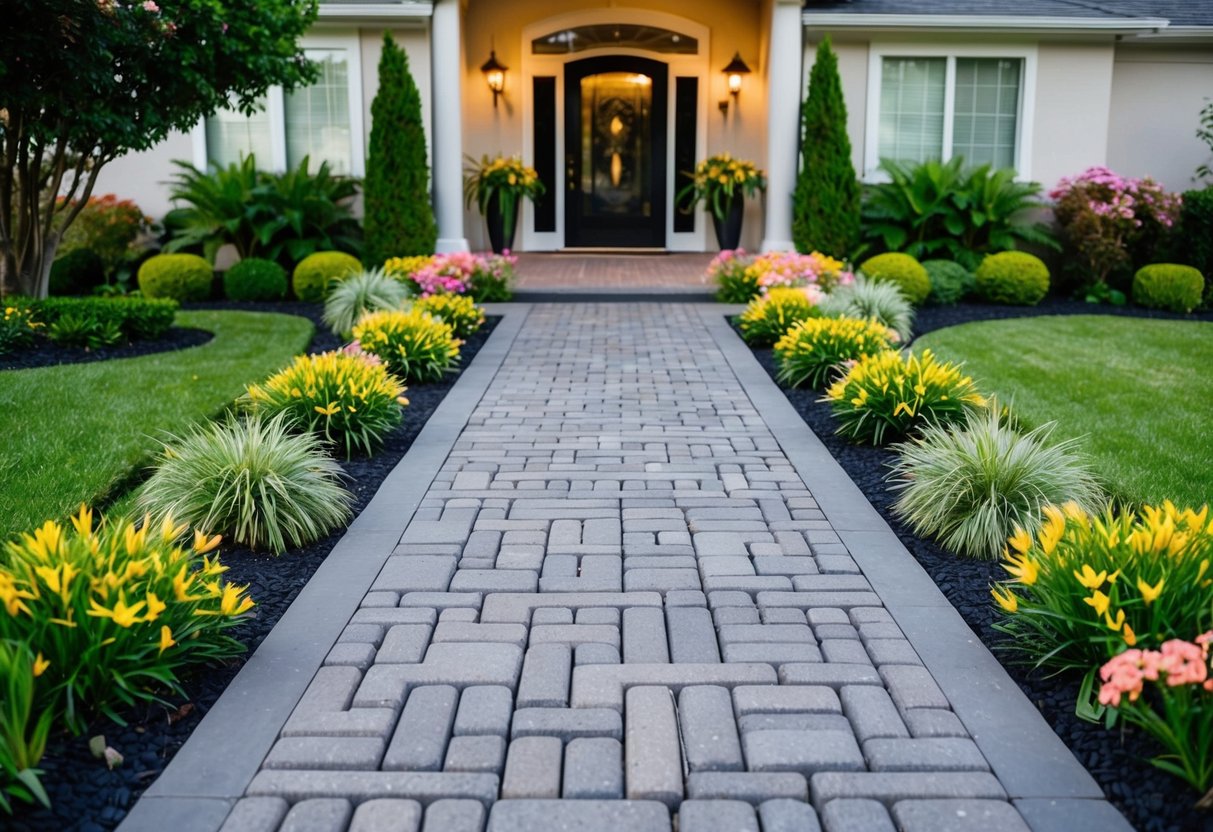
[802, 0, 1213, 27]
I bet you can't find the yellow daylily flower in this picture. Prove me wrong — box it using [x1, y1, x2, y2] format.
[33, 653, 50, 677]
[144, 592, 167, 622]
[1104, 608, 1125, 631]
[1083, 590, 1111, 617]
[991, 586, 1019, 613]
[193, 530, 223, 554]
[159, 626, 176, 654]
[1003, 554, 1039, 586]
[71, 505, 94, 536]
[1073, 564, 1107, 590]
[1136, 576, 1164, 604]
[1008, 526, 1033, 556]
[1122, 622, 1137, 646]
[87, 594, 146, 628]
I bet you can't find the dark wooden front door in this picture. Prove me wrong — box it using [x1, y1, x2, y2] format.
[564, 56, 668, 248]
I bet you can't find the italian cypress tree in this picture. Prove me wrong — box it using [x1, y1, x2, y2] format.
[792, 37, 861, 258]
[364, 35, 437, 265]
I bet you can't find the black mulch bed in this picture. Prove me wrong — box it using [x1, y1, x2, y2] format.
[0, 328, 214, 372]
[744, 297, 1212, 832]
[11, 304, 498, 832]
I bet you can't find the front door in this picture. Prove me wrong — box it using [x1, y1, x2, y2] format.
[564, 56, 668, 248]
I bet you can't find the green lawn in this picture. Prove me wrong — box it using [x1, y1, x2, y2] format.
[0, 310, 313, 540]
[915, 315, 1213, 508]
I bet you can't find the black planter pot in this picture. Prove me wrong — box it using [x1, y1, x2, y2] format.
[712, 195, 745, 251]
[485, 193, 518, 254]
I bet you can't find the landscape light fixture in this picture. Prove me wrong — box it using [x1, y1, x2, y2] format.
[481, 50, 507, 108]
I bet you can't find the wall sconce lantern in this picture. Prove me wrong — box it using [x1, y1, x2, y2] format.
[719, 52, 751, 117]
[481, 50, 507, 108]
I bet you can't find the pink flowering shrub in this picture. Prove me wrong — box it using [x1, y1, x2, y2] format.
[706, 249, 759, 303]
[1098, 633, 1213, 798]
[1050, 167, 1183, 289]
[748, 251, 854, 294]
[404, 252, 516, 301]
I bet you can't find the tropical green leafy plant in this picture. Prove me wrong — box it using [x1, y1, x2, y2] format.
[862, 158, 1058, 269]
[138, 414, 353, 555]
[164, 156, 361, 266]
[890, 405, 1103, 560]
[323, 268, 411, 337]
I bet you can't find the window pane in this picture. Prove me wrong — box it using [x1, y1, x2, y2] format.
[952, 58, 1021, 169]
[878, 57, 946, 165]
[205, 98, 272, 168]
[286, 49, 353, 173]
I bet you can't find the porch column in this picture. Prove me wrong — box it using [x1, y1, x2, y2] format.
[432, 0, 469, 253]
[761, 0, 804, 252]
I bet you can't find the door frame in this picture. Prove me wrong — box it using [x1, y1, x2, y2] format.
[564, 56, 669, 248]
[519, 9, 710, 251]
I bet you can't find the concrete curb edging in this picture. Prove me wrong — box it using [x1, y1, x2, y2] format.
[117, 304, 532, 832]
[698, 306, 1133, 832]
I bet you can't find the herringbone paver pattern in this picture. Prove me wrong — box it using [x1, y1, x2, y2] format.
[224, 304, 1030, 832]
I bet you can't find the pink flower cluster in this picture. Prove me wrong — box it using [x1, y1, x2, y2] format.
[411, 252, 518, 297]
[340, 341, 384, 367]
[1050, 166, 1182, 230]
[704, 249, 751, 285]
[1098, 633, 1213, 707]
[753, 251, 854, 293]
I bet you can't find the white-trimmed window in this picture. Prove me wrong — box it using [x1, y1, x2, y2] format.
[865, 45, 1035, 179]
[194, 35, 364, 175]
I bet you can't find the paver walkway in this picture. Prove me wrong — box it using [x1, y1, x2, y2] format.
[215, 305, 1096, 832]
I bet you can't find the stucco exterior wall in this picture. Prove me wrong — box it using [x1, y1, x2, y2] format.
[1108, 43, 1213, 192]
[91, 23, 432, 223]
[461, 0, 769, 250]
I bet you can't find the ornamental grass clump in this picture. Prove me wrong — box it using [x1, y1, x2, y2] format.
[1097, 633, 1213, 797]
[243, 350, 408, 458]
[415, 293, 485, 338]
[825, 348, 986, 445]
[353, 308, 461, 383]
[737, 287, 822, 346]
[322, 267, 412, 337]
[138, 415, 352, 555]
[0, 507, 253, 733]
[774, 316, 893, 389]
[890, 406, 1103, 561]
[992, 501, 1213, 673]
[818, 274, 915, 342]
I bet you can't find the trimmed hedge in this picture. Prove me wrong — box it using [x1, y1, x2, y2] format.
[224, 258, 288, 302]
[32, 296, 178, 341]
[1132, 263, 1205, 314]
[292, 251, 362, 303]
[858, 253, 931, 306]
[138, 253, 213, 302]
[974, 251, 1050, 306]
[49, 248, 105, 296]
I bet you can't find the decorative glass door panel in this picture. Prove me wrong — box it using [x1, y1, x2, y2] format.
[565, 57, 667, 247]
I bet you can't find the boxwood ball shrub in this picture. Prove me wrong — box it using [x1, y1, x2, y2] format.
[992, 501, 1213, 673]
[137, 253, 213, 302]
[737, 287, 821, 346]
[323, 267, 411, 338]
[1132, 263, 1204, 314]
[974, 251, 1050, 306]
[858, 253, 931, 306]
[244, 350, 409, 458]
[774, 316, 893, 390]
[817, 275, 915, 342]
[223, 258, 288, 302]
[138, 414, 353, 555]
[890, 406, 1103, 561]
[825, 348, 987, 445]
[922, 259, 975, 305]
[414, 293, 486, 339]
[0, 507, 253, 733]
[292, 251, 362, 303]
[353, 309, 461, 383]
[48, 248, 105, 296]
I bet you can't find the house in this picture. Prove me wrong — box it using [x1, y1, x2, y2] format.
[95, 0, 1213, 255]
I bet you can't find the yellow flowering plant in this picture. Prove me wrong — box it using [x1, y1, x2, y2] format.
[825, 348, 987, 445]
[243, 350, 409, 458]
[0, 639, 52, 813]
[738, 287, 823, 346]
[382, 256, 435, 283]
[678, 154, 766, 220]
[462, 154, 544, 240]
[992, 501, 1213, 674]
[0, 304, 42, 356]
[353, 308, 461, 383]
[414, 294, 486, 339]
[0, 508, 253, 733]
[774, 316, 893, 389]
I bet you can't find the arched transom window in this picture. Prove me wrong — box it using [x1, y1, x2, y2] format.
[532, 24, 699, 55]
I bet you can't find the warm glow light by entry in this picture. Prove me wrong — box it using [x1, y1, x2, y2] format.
[629, 74, 652, 86]
[480, 50, 507, 108]
[722, 52, 751, 99]
[728, 73, 743, 95]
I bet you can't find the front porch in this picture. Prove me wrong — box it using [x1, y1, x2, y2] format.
[511, 253, 715, 293]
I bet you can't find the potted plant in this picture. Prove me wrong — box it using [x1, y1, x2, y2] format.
[678, 153, 766, 250]
[463, 154, 545, 254]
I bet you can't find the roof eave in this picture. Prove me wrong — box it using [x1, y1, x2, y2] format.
[801, 13, 1169, 36]
[317, 2, 433, 22]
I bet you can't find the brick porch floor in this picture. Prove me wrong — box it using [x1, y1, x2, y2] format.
[512, 254, 715, 293]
